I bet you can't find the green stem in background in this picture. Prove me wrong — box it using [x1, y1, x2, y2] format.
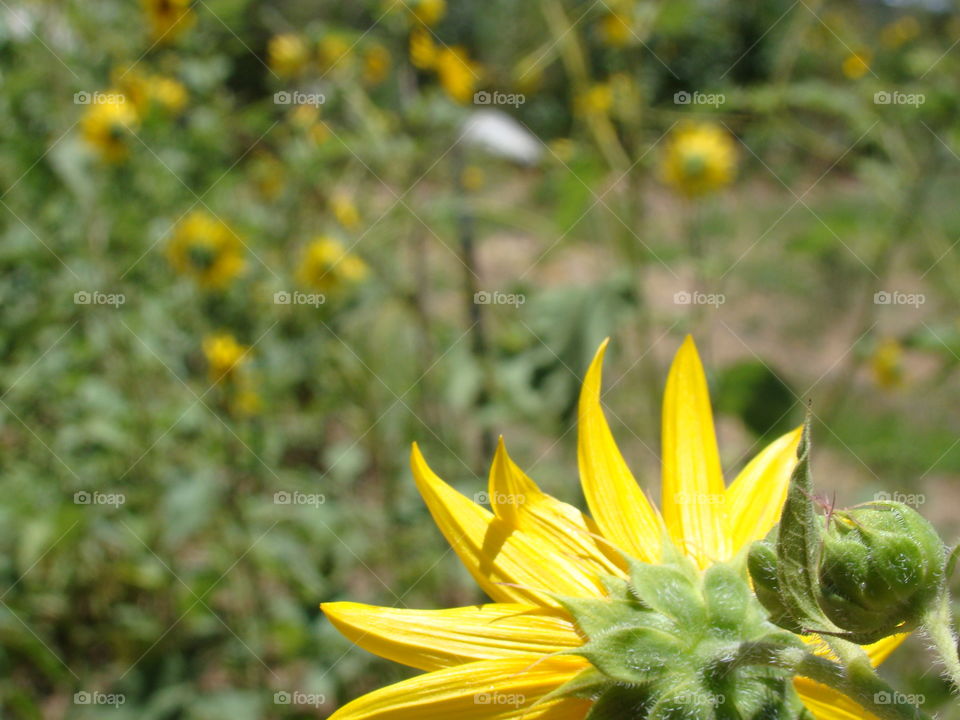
[452, 146, 495, 466]
[922, 591, 960, 691]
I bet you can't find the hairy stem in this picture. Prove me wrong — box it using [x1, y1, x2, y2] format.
[922, 592, 960, 691]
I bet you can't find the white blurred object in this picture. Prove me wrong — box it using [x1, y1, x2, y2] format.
[461, 110, 543, 166]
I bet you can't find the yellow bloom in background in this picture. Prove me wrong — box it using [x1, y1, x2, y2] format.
[409, 27, 438, 70]
[288, 104, 330, 145]
[362, 42, 392, 86]
[331, 192, 360, 230]
[435, 46, 481, 104]
[80, 92, 139, 163]
[268, 33, 310, 78]
[318, 33, 354, 73]
[322, 337, 904, 720]
[598, 11, 632, 47]
[148, 75, 188, 114]
[661, 122, 737, 197]
[880, 16, 920, 49]
[297, 237, 368, 295]
[871, 338, 904, 389]
[575, 82, 613, 117]
[250, 152, 286, 200]
[142, 0, 195, 43]
[202, 333, 248, 383]
[841, 50, 872, 79]
[411, 0, 446, 27]
[461, 164, 485, 191]
[166, 211, 245, 289]
[230, 383, 262, 416]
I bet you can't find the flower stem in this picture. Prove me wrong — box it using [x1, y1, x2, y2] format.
[922, 592, 960, 691]
[726, 641, 931, 720]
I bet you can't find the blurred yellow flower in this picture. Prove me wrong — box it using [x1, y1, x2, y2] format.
[599, 11, 632, 47]
[268, 33, 310, 78]
[230, 383, 262, 416]
[409, 28, 438, 70]
[461, 165, 485, 191]
[297, 237, 368, 295]
[575, 83, 613, 117]
[331, 193, 361, 230]
[362, 43, 392, 86]
[288, 105, 330, 145]
[203, 333, 249, 383]
[435, 47, 480, 104]
[841, 50, 871, 79]
[880, 16, 920, 49]
[142, 0, 195, 43]
[251, 152, 286, 200]
[149, 75, 188, 114]
[318, 33, 354, 73]
[167, 211, 246, 289]
[80, 92, 139, 163]
[548, 137, 576, 162]
[113, 69, 187, 116]
[871, 338, 904, 389]
[411, 0, 446, 27]
[660, 123, 737, 197]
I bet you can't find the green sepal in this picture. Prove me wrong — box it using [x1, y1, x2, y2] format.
[576, 625, 686, 685]
[774, 418, 842, 636]
[703, 561, 750, 637]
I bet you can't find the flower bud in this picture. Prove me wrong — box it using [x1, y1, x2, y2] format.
[817, 501, 945, 640]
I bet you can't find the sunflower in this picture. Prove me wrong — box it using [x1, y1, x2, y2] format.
[166, 210, 245, 289]
[80, 92, 139, 163]
[322, 337, 904, 719]
[660, 123, 737, 197]
[296, 237, 368, 295]
[142, 0, 195, 43]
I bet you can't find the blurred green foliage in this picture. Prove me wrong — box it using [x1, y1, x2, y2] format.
[2, 0, 960, 717]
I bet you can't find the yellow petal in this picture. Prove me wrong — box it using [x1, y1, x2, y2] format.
[726, 427, 802, 554]
[794, 678, 883, 720]
[328, 655, 592, 720]
[577, 339, 663, 563]
[863, 633, 907, 666]
[661, 335, 728, 567]
[321, 602, 583, 671]
[489, 438, 625, 578]
[411, 444, 607, 606]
